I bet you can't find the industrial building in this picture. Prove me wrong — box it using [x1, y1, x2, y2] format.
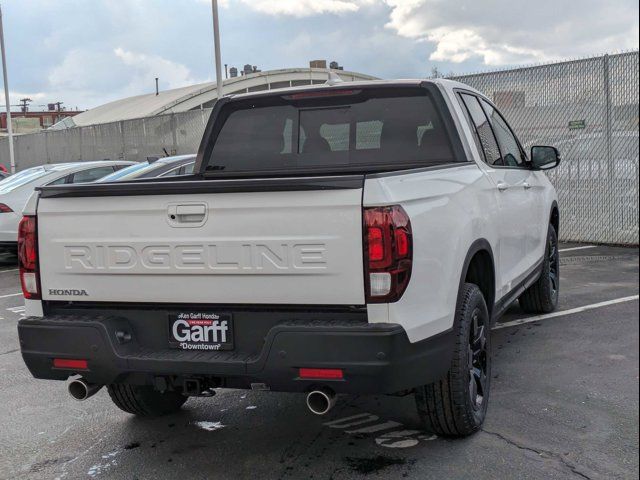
[0, 107, 83, 135]
[52, 67, 377, 129]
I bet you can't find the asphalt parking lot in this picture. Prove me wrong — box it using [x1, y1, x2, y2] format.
[0, 244, 638, 480]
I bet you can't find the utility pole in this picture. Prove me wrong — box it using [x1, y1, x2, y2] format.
[19, 97, 31, 113]
[0, 3, 15, 173]
[54, 101, 63, 122]
[211, 0, 223, 100]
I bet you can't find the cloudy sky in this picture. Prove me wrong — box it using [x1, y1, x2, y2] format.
[2, 0, 638, 110]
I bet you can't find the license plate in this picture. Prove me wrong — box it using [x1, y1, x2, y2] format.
[168, 312, 234, 351]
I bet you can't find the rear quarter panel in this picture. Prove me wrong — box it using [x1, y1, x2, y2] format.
[363, 164, 499, 343]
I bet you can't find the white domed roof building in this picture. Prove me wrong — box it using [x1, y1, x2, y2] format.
[53, 68, 378, 129]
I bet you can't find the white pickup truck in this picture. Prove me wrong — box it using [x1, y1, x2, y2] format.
[18, 79, 561, 437]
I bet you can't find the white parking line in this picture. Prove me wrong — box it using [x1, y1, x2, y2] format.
[0, 292, 22, 299]
[559, 245, 597, 253]
[494, 295, 640, 330]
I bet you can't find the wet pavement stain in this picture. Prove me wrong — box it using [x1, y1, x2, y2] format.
[344, 455, 406, 475]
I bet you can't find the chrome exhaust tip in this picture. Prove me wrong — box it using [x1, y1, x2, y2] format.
[306, 387, 336, 415]
[68, 378, 102, 401]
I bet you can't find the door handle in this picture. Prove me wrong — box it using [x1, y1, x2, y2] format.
[523, 182, 532, 190]
[176, 204, 206, 218]
[167, 203, 208, 226]
[497, 181, 509, 192]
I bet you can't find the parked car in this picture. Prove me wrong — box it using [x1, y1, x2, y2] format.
[17, 79, 560, 438]
[97, 154, 196, 182]
[0, 160, 134, 251]
[548, 132, 638, 181]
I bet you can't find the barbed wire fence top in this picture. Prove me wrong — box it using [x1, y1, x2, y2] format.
[0, 52, 638, 245]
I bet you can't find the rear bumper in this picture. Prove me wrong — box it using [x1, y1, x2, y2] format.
[18, 314, 454, 395]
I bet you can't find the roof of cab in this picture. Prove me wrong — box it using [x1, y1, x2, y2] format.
[226, 78, 480, 101]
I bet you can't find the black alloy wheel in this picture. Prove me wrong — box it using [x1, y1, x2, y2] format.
[468, 307, 488, 411]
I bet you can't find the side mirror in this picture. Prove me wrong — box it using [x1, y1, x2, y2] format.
[530, 146, 561, 170]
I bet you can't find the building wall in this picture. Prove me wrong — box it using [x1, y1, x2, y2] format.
[0, 111, 83, 131]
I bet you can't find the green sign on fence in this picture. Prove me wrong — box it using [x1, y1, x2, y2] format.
[568, 120, 586, 130]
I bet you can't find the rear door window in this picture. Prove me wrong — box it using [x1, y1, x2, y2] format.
[459, 93, 503, 166]
[159, 166, 182, 177]
[205, 88, 459, 175]
[47, 175, 71, 186]
[70, 166, 116, 183]
[479, 99, 526, 168]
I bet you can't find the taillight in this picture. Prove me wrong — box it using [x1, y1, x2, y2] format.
[285, 89, 360, 100]
[363, 206, 412, 303]
[18, 216, 40, 300]
[0, 203, 13, 213]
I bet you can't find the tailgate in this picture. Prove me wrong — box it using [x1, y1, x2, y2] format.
[37, 181, 365, 305]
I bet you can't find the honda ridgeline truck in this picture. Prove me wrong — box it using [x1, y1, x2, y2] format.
[18, 79, 561, 437]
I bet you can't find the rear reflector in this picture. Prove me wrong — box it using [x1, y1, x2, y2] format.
[299, 368, 344, 380]
[53, 358, 88, 370]
[18, 216, 40, 300]
[0, 203, 13, 213]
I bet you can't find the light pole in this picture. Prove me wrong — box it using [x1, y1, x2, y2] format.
[0, 3, 15, 173]
[211, 0, 223, 101]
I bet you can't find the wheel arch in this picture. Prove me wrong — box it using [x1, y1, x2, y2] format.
[458, 239, 496, 318]
[550, 201, 560, 237]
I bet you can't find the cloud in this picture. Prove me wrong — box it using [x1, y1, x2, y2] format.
[40, 46, 205, 110]
[382, 0, 639, 65]
[215, 0, 638, 65]
[426, 27, 552, 65]
[0, 91, 47, 107]
[195, 0, 230, 7]
[4, 0, 638, 112]
[236, 0, 375, 17]
[113, 48, 203, 91]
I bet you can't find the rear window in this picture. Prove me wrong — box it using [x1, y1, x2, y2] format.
[97, 162, 149, 182]
[0, 167, 48, 193]
[204, 87, 459, 175]
[99, 162, 163, 182]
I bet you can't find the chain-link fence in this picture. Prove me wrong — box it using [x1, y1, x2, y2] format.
[452, 52, 639, 245]
[0, 52, 638, 244]
[0, 108, 212, 169]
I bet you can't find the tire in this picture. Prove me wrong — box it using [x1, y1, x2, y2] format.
[415, 283, 491, 437]
[519, 224, 559, 314]
[107, 384, 187, 417]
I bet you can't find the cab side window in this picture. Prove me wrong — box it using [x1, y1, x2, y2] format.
[459, 93, 502, 166]
[479, 99, 525, 168]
